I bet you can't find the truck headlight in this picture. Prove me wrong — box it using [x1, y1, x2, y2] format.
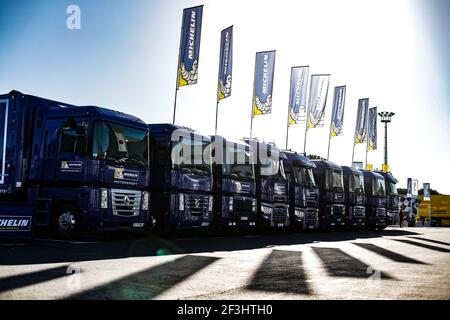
[209, 195, 214, 212]
[252, 199, 257, 212]
[142, 191, 149, 211]
[229, 197, 233, 212]
[179, 193, 185, 211]
[261, 205, 273, 218]
[295, 209, 304, 219]
[100, 188, 108, 209]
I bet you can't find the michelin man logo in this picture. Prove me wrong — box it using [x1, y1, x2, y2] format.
[114, 168, 124, 180]
[180, 60, 199, 85]
[219, 75, 232, 99]
[254, 95, 272, 115]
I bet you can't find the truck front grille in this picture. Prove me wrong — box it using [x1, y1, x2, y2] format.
[353, 206, 366, 218]
[234, 198, 253, 212]
[375, 207, 386, 218]
[185, 194, 209, 216]
[305, 209, 318, 224]
[332, 204, 345, 216]
[273, 206, 288, 223]
[112, 189, 141, 217]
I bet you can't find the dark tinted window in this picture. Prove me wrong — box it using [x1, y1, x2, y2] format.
[61, 119, 86, 154]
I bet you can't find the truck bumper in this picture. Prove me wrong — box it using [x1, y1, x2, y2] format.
[219, 195, 257, 229]
[350, 205, 366, 227]
[292, 207, 319, 230]
[95, 208, 148, 232]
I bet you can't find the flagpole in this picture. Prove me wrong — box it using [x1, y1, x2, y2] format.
[326, 124, 332, 160]
[303, 75, 312, 155]
[172, 16, 184, 125]
[365, 140, 369, 169]
[351, 140, 356, 166]
[303, 121, 308, 154]
[215, 27, 224, 135]
[249, 52, 257, 140]
[285, 68, 294, 150]
[214, 54, 220, 135]
[285, 114, 290, 150]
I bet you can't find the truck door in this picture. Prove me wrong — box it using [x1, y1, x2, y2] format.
[56, 118, 87, 183]
[0, 98, 9, 189]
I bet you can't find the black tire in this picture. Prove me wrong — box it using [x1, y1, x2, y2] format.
[52, 204, 81, 239]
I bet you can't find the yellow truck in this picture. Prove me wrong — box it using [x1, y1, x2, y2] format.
[418, 195, 450, 226]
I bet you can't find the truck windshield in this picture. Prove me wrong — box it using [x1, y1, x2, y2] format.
[261, 156, 286, 180]
[350, 173, 364, 193]
[222, 146, 255, 181]
[172, 136, 212, 176]
[388, 182, 397, 195]
[91, 121, 149, 167]
[326, 169, 344, 192]
[373, 178, 386, 196]
[292, 167, 316, 187]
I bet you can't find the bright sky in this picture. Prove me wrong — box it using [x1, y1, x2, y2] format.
[0, 0, 449, 193]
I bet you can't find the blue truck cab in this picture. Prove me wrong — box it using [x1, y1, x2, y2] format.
[245, 139, 289, 230]
[148, 124, 213, 234]
[281, 150, 319, 231]
[211, 136, 257, 231]
[342, 166, 366, 229]
[361, 170, 387, 230]
[376, 171, 399, 225]
[312, 160, 346, 230]
[0, 91, 150, 238]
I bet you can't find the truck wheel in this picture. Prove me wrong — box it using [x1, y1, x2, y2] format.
[53, 204, 81, 238]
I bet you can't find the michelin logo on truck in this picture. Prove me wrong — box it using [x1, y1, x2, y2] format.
[0, 216, 32, 231]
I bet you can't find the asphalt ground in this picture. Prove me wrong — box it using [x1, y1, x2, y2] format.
[0, 227, 449, 299]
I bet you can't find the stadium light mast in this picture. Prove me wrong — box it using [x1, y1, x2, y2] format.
[378, 111, 395, 172]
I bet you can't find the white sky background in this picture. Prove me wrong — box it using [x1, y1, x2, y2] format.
[156, 0, 450, 193]
[1, 0, 449, 192]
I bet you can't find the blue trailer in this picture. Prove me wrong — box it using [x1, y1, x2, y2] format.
[362, 170, 387, 230]
[211, 136, 257, 232]
[148, 124, 213, 234]
[311, 160, 346, 230]
[0, 91, 150, 239]
[245, 139, 289, 230]
[281, 151, 319, 231]
[342, 166, 366, 229]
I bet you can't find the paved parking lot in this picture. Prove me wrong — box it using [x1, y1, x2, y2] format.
[1, 227, 449, 299]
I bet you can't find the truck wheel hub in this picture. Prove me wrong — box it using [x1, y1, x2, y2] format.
[58, 211, 76, 233]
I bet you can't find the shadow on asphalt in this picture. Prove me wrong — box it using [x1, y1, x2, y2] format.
[246, 249, 311, 295]
[0, 228, 421, 266]
[0, 265, 71, 294]
[353, 243, 429, 265]
[312, 247, 395, 280]
[68, 255, 219, 300]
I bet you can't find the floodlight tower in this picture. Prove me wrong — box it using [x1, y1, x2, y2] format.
[378, 111, 395, 172]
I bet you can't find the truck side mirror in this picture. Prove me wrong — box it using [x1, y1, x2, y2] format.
[63, 118, 77, 130]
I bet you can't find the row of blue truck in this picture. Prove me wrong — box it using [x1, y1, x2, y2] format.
[0, 91, 399, 238]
